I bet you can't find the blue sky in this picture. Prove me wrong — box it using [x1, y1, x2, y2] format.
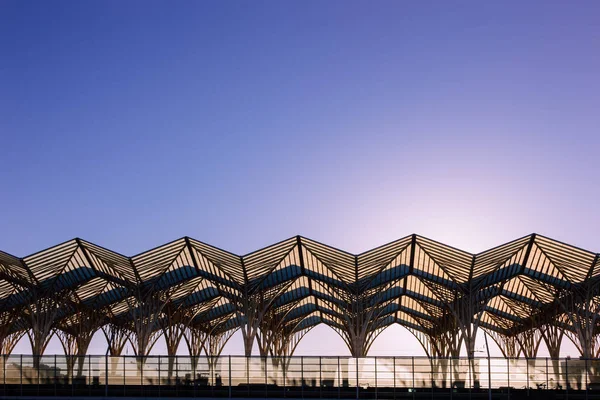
[1, 1, 599, 356]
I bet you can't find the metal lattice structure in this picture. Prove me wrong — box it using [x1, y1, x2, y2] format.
[0, 234, 598, 360]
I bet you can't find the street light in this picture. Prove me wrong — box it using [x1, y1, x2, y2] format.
[483, 331, 492, 400]
[475, 332, 493, 400]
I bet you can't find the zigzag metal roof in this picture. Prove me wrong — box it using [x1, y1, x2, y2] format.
[0, 234, 598, 339]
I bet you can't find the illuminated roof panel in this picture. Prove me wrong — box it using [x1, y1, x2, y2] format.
[0, 233, 597, 341]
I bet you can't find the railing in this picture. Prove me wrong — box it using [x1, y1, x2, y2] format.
[0, 355, 599, 398]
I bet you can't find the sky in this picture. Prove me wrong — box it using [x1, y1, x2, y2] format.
[1, 1, 599, 358]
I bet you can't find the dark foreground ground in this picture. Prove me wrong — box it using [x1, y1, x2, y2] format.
[0, 384, 598, 400]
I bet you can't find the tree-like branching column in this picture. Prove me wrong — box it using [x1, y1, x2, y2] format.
[256, 305, 306, 358]
[408, 326, 463, 388]
[239, 282, 297, 357]
[0, 309, 25, 355]
[183, 325, 206, 373]
[433, 326, 463, 387]
[183, 324, 237, 382]
[0, 329, 25, 383]
[516, 329, 542, 358]
[540, 322, 565, 359]
[158, 306, 187, 381]
[125, 282, 184, 373]
[25, 295, 69, 367]
[271, 327, 312, 359]
[562, 288, 600, 359]
[102, 323, 130, 356]
[488, 329, 541, 359]
[330, 281, 405, 358]
[55, 307, 106, 378]
[126, 294, 163, 361]
[102, 323, 131, 376]
[239, 295, 265, 357]
[0, 330, 24, 356]
[488, 331, 519, 358]
[205, 328, 237, 380]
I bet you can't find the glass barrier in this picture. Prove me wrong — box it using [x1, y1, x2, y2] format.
[0, 355, 597, 398]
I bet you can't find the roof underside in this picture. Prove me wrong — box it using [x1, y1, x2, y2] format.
[0, 234, 598, 338]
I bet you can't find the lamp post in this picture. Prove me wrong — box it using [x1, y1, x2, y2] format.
[483, 332, 492, 400]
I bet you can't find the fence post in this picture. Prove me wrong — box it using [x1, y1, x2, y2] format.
[54, 354, 57, 396]
[193, 355, 196, 398]
[507, 357, 511, 400]
[319, 356, 322, 399]
[88, 354, 91, 397]
[585, 358, 589, 400]
[105, 354, 108, 397]
[301, 356, 304, 399]
[393, 357, 396, 397]
[469, 357, 473, 400]
[139, 355, 143, 395]
[283, 356, 287, 397]
[412, 356, 415, 400]
[246, 356, 250, 397]
[71, 356, 74, 397]
[450, 358, 453, 400]
[545, 358, 548, 391]
[158, 356, 161, 397]
[37, 354, 40, 394]
[430, 358, 433, 400]
[337, 357, 340, 399]
[374, 357, 377, 399]
[565, 357, 569, 399]
[356, 357, 359, 400]
[526, 358, 529, 394]
[228, 355, 232, 398]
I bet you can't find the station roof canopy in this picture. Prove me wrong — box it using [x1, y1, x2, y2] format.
[0, 234, 598, 339]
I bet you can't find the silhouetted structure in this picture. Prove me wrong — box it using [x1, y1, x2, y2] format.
[0, 354, 598, 398]
[0, 233, 598, 363]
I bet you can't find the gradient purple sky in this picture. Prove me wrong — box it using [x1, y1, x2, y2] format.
[1, 1, 599, 357]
